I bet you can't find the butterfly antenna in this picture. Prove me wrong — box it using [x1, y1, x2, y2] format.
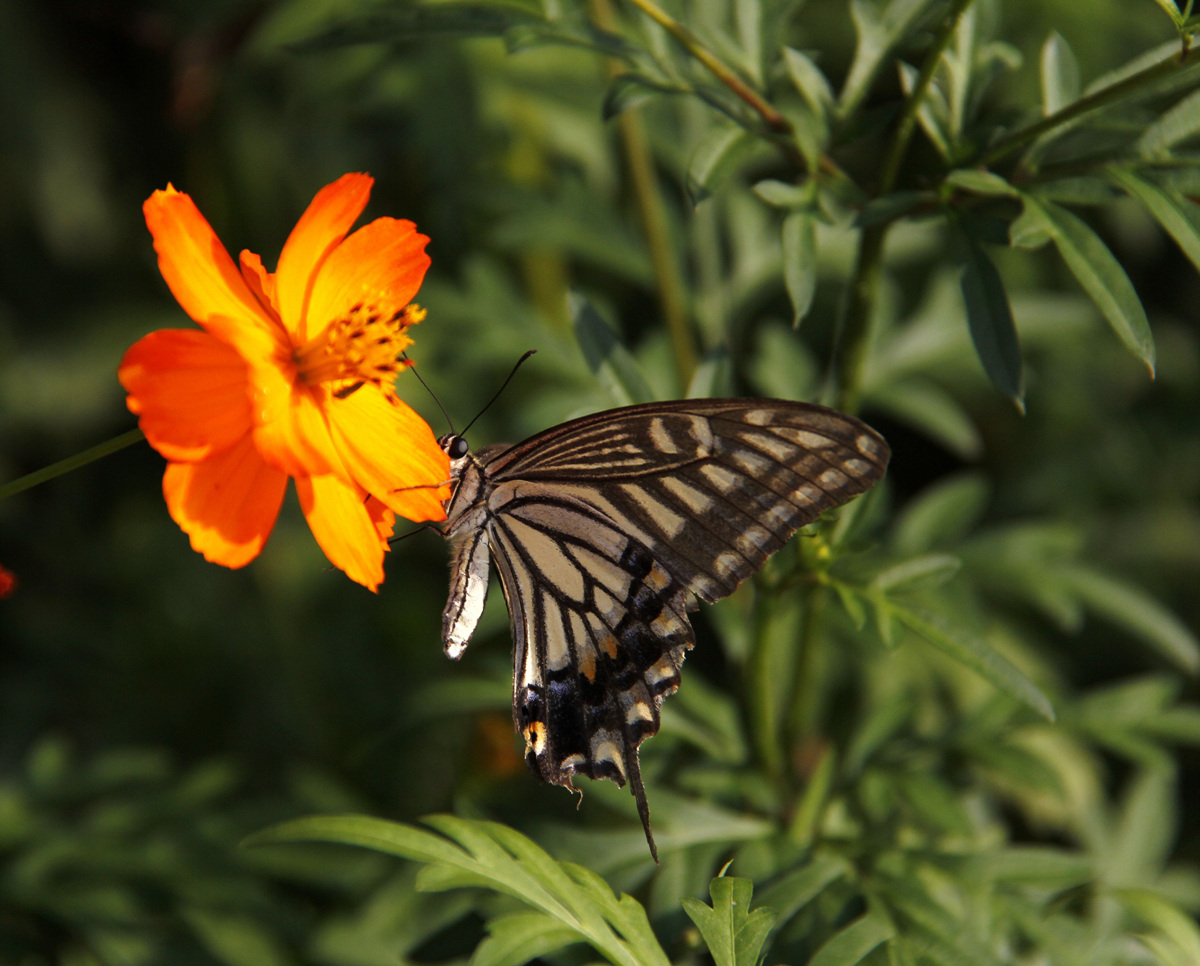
[460, 350, 537, 438]
[402, 353, 455, 433]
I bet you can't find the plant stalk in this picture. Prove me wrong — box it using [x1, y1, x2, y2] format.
[0, 429, 145, 501]
[980, 41, 1200, 170]
[592, 0, 698, 386]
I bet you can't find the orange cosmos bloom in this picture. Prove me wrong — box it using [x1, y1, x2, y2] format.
[119, 173, 450, 591]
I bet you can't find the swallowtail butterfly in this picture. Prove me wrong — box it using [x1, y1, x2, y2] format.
[438, 398, 889, 859]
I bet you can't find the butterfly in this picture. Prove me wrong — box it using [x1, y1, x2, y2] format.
[437, 398, 889, 860]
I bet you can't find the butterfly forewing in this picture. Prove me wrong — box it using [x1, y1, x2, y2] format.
[439, 398, 889, 860]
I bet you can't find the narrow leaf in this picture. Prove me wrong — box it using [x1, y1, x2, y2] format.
[1018, 195, 1155, 374]
[688, 128, 762, 205]
[871, 553, 963, 593]
[1040, 32, 1080, 115]
[473, 913, 581, 966]
[956, 226, 1024, 409]
[1057, 565, 1200, 672]
[571, 295, 655, 405]
[945, 168, 1018, 197]
[1108, 166, 1200, 274]
[783, 47, 835, 117]
[840, 0, 940, 120]
[782, 210, 818, 327]
[603, 74, 688, 121]
[1137, 87, 1200, 157]
[808, 911, 895, 966]
[888, 602, 1056, 720]
[754, 855, 846, 929]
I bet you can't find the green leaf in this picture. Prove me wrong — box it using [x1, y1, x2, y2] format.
[945, 169, 1018, 198]
[1107, 167, 1200, 275]
[1116, 889, 1200, 966]
[687, 127, 763, 205]
[682, 876, 778, 966]
[753, 179, 812, 208]
[687, 347, 734, 398]
[183, 909, 291, 966]
[898, 61, 952, 161]
[807, 911, 895, 966]
[782, 210, 818, 327]
[244, 815, 671, 966]
[870, 553, 963, 593]
[840, 0, 940, 120]
[887, 601, 1056, 720]
[892, 473, 990, 554]
[783, 47, 835, 118]
[571, 294, 655, 405]
[955, 224, 1024, 409]
[602, 74, 689, 121]
[1137, 87, 1200, 156]
[292, 2, 539, 49]
[473, 913, 583, 966]
[1039, 32, 1080, 115]
[504, 21, 638, 59]
[1147, 0, 1187, 26]
[1016, 195, 1155, 374]
[1055, 564, 1200, 672]
[868, 379, 983, 459]
[754, 854, 846, 929]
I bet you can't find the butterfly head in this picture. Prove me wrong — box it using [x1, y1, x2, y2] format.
[440, 434, 471, 461]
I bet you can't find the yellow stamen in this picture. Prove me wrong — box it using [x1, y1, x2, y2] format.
[294, 303, 425, 400]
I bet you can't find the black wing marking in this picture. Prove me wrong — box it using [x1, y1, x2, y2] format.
[485, 489, 695, 861]
[484, 399, 889, 603]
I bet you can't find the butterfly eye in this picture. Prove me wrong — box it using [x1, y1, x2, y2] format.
[447, 436, 470, 459]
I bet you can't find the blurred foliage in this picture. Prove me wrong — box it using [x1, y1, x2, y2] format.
[3, 0, 1200, 963]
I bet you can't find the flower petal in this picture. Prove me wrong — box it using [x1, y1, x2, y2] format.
[144, 186, 285, 364]
[119, 329, 253, 462]
[162, 434, 288, 568]
[295, 473, 389, 591]
[239, 250, 280, 322]
[275, 173, 373, 342]
[326, 384, 450, 522]
[248, 367, 344, 478]
[306, 217, 431, 342]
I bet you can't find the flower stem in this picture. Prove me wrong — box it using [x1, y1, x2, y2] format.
[980, 40, 1200, 170]
[0, 429, 145, 501]
[592, 0, 698, 386]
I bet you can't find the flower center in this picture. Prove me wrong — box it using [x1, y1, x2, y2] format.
[294, 302, 427, 400]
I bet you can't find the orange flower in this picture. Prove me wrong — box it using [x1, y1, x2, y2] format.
[119, 174, 450, 591]
[0, 563, 15, 599]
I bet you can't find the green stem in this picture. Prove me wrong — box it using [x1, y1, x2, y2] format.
[0, 428, 145, 501]
[622, 0, 789, 134]
[834, 0, 972, 412]
[879, 0, 974, 194]
[980, 41, 1200, 170]
[592, 0, 698, 386]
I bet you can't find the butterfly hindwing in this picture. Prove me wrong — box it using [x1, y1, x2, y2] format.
[439, 398, 890, 860]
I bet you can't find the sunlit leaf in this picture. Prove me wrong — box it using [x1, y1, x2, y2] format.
[1039, 31, 1080, 115]
[682, 876, 777, 966]
[687, 127, 763, 205]
[783, 46, 836, 117]
[473, 913, 583, 966]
